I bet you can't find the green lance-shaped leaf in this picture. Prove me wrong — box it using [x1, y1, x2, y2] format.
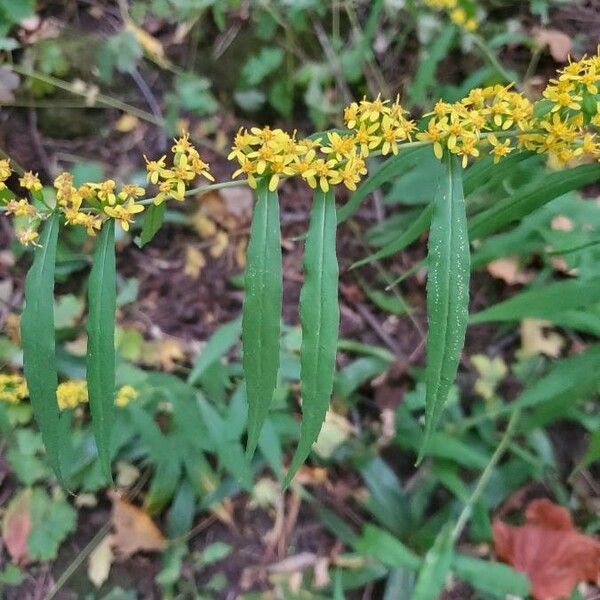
[139, 202, 166, 247]
[21, 213, 63, 482]
[243, 182, 282, 459]
[285, 189, 339, 486]
[419, 154, 470, 462]
[86, 219, 117, 483]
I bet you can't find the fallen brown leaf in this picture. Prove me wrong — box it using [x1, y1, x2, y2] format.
[2, 488, 32, 564]
[535, 28, 573, 62]
[88, 534, 114, 588]
[487, 257, 533, 285]
[520, 319, 564, 358]
[110, 494, 167, 557]
[494, 498, 600, 600]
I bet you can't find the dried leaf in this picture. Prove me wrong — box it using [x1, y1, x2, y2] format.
[88, 534, 113, 588]
[487, 257, 533, 285]
[110, 494, 167, 557]
[471, 354, 507, 401]
[220, 186, 253, 220]
[125, 20, 169, 67]
[535, 29, 573, 62]
[551, 215, 574, 232]
[192, 214, 217, 239]
[184, 245, 206, 279]
[210, 230, 229, 258]
[114, 114, 139, 132]
[2, 489, 32, 564]
[520, 319, 564, 358]
[494, 498, 600, 600]
[312, 411, 353, 459]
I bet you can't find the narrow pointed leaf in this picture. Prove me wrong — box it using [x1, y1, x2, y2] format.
[187, 316, 242, 385]
[338, 145, 428, 223]
[285, 189, 339, 486]
[351, 203, 433, 269]
[469, 163, 600, 239]
[21, 213, 63, 481]
[139, 202, 166, 247]
[243, 182, 282, 458]
[420, 154, 470, 461]
[86, 219, 117, 482]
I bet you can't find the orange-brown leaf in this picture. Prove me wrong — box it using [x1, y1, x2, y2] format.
[110, 494, 167, 557]
[493, 498, 600, 600]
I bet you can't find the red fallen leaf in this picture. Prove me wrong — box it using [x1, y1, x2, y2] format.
[2, 488, 32, 565]
[493, 498, 600, 600]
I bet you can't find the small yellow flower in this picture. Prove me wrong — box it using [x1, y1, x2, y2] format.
[119, 184, 146, 201]
[5, 199, 36, 217]
[144, 155, 167, 184]
[16, 228, 40, 247]
[104, 199, 144, 231]
[487, 134, 513, 163]
[0, 373, 28, 404]
[19, 171, 43, 192]
[115, 384, 138, 407]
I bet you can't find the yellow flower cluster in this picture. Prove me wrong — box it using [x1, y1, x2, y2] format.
[0, 159, 11, 191]
[0, 373, 28, 404]
[56, 380, 138, 410]
[416, 85, 535, 166]
[145, 132, 214, 205]
[57, 379, 89, 410]
[422, 0, 478, 32]
[524, 53, 600, 163]
[1, 133, 214, 245]
[0, 374, 138, 410]
[228, 127, 367, 193]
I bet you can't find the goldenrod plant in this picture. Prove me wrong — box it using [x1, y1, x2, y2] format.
[3, 51, 599, 485]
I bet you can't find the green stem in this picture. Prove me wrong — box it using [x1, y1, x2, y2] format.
[470, 33, 519, 88]
[451, 408, 521, 542]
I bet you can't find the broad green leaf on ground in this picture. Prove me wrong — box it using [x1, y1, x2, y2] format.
[139, 202, 166, 247]
[470, 277, 600, 324]
[352, 204, 433, 268]
[338, 145, 429, 223]
[420, 154, 470, 461]
[243, 182, 282, 458]
[453, 555, 530, 597]
[188, 316, 242, 385]
[21, 213, 63, 481]
[354, 524, 421, 570]
[412, 525, 454, 600]
[285, 189, 339, 486]
[4, 487, 77, 563]
[87, 220, 117, 482]
[469, 163, 600, 239]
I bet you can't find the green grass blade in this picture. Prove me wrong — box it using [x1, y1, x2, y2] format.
[337, 145, 428, 223]
[139, 202, 166, 247]
[243, 182, 282, 458]
[463, 150, 536, 197]
[470, 277, 600, 325]
[284, 189, 339, 486]
[351, 203, 433, 269]
[21, 213, 63, 482]
[187, 316, 242, 385]
[469, 163, 600, 239]
[86, 219, 117, 483]
[420, 154, 470, 462]
[407, 23, 456, 108]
